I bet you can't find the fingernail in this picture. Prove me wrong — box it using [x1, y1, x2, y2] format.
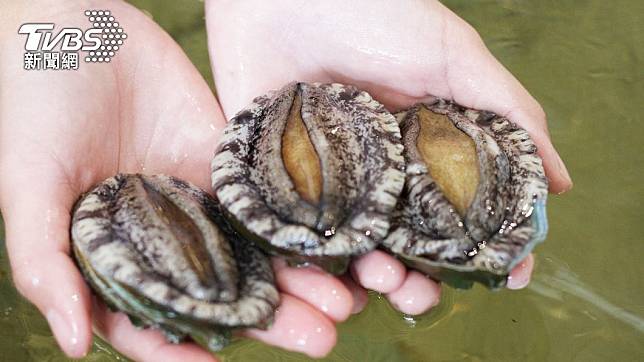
[506, 274, 530, 290]
[351, 250, 406, 293]
[506, 264, 530, 290]
[46, 309, 86, 358]
[555, 152, 573, 193]
[386, 272, 440, 315]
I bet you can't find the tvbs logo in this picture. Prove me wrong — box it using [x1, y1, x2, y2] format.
[19, 24, 102, 52]
[18, 10, 127, 70]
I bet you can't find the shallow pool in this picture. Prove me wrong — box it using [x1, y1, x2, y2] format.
[1, 0, 642, 360]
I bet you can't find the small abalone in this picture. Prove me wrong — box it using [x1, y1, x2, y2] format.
[382, 100, 548, 289]
[71, 174, 279, 351]
[211, 82, 405, 274]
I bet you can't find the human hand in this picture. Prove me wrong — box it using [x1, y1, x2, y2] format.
[206, 0, 572, 317]
[0, 1, 359, 360]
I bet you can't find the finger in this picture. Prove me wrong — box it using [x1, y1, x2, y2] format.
[506, 254, 535, 290]
[434, 6, 572, 193]
[92, 300, 217, 362]
[386, 271, 441, 315]
[272, 258, 353, 322]
[2, 186, 92, 358]
[339, 274, 369, 315]
[350, 250, 407, 293]
[243, 294, 337, 358]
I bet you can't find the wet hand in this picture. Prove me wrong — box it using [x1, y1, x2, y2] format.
[0, 1, 357, 360]
[207, 0, 570, 320]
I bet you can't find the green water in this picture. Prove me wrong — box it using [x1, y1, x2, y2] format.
[1, 0, 643, 360]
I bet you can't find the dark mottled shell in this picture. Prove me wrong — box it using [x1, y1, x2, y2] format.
[211, 82, 405, 274]
[71, 174, 279, 351]
[382, 100, 548, 289]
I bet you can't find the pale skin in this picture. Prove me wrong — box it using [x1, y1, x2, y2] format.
[0, 0, 572, 361]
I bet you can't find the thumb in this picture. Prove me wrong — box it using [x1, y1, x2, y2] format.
[436, 7, 573, 193]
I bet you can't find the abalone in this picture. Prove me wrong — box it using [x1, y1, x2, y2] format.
[211, 82, 405, 274]
[382, 100, 548, 289]
[71, 174, 279, 351]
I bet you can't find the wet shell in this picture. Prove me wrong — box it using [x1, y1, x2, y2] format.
[382, 100, 548, 289]
[71, 174, 279, 351]
[211, 82, 405, 274]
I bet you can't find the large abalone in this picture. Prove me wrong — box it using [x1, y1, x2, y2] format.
[382, 100, 548, 289]
[71, 174, 279, 351]
[211, 82, 405, 274]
